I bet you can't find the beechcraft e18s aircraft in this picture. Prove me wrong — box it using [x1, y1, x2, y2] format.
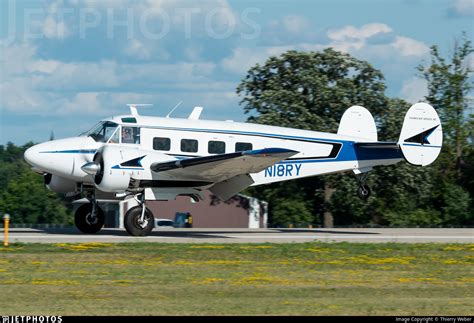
[24, 102, 442, 236]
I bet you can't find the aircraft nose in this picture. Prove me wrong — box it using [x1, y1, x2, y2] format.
[24, 145, 40, 167]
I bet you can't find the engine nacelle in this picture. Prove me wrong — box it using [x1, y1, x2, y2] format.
[93, 145, 143, 193]
[44, 173, 77, 193]
[83, 145, 171, 193]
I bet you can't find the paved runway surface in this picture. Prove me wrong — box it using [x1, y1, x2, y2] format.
[2, 227, 473, 243]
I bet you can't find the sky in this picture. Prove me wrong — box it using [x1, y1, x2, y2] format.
[0, 0, 473, 145]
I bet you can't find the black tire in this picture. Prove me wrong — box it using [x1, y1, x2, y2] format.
[124, 206, 154, 236]
[74, 203, 105, 234]
[357, 185, 371, 200]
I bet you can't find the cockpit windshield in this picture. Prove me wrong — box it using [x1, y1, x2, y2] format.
[81, 121, 119, 143]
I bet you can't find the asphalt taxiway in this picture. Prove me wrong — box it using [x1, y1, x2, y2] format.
[2, 227, 473, 243]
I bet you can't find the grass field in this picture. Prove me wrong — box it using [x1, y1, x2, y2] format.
[0, 242, 473, 315]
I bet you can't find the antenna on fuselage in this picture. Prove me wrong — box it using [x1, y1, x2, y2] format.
[188, 106, 203, 120]
[166, 101, 183, 118]
[126, 103, 153, 116]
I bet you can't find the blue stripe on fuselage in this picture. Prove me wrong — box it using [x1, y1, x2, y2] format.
[402, 143, 441, 148]
[40, 149, 97, 154]
[111, 166, 145, 170]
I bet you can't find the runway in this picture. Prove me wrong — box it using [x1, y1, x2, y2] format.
[2, 227, 473, 243]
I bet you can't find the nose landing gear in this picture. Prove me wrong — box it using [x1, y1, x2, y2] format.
[74, 193, 105, 233]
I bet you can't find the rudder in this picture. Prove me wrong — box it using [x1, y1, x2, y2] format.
[398, 102, 443, 166]
[338, 105, 378, 142]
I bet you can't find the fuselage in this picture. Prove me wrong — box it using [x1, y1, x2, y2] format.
[24, 113, 404, 190]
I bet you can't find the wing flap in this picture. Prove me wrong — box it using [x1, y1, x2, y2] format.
[209, 174, 255, 201]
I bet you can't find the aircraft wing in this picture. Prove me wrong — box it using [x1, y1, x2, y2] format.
[151, 148, 298, 181]
[150, 148, 298, 200]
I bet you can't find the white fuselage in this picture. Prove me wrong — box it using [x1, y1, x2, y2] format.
[24, 113, 403, 195]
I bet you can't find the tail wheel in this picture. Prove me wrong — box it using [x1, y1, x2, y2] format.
[357, 185, 371, 200]
[124, 206, 154, 236]
[74, 203, 105, 234]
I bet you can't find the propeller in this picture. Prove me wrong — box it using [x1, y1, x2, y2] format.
[81, 162, 100, 176]
[81, 152, 104, 185]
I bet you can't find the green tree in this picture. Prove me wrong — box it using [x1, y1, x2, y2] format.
[272, 199, 313, 228]
[0, 169, 72, 225]
[237, 49, 388, 227]
[417, 34, 473, 179]
[384, 209, 442, 228]
[0, 143, 73, 225]
[245, 177, 320, 227]
[418, 34, 473, 225]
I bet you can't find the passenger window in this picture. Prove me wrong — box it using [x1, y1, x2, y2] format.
[235, 142, 253, 152]
[181, 139, 198, 153]
[122, 127, 140, 144]
[153, 137, 171, 151]
[208, 141, 226, 154]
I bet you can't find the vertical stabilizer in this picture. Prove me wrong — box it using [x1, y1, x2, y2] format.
[398, 102, 443, 166]
[337, 106, 378, 142]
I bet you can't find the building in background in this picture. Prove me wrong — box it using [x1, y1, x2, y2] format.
[146, 191, 268, 228]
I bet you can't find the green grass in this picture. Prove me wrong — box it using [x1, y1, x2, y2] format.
[0, 242, 473, 315]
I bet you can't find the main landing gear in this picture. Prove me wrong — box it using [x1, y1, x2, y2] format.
[355, 173, 371, 200]
[124, 193, 154, 236]
[74, 193, 105, 233]
[74, 190, 155, 236]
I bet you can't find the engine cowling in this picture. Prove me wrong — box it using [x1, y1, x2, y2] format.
[81, 145, 171, 193]
[89, 145, 144, 193]
[44, 173, 77, 193]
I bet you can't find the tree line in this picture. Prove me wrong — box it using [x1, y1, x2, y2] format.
[239, 35, 473, 227]
[0, 35, 472, 227]
[0, 142, 72, 225]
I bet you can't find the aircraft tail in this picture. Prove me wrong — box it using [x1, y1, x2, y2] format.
[337, 105, 378, 142]
[398, 102, 443, 166]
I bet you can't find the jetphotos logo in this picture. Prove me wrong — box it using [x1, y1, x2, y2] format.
[2, 0, 262, 44]
[2, 317, 62, 323]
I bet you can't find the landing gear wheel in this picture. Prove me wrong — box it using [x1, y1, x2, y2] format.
[124, 206, 154, 236]
[74, 203, 105, 234]
[357, 185, 371, 200]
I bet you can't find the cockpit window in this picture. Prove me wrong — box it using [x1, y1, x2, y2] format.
[82, 121, 119, 143]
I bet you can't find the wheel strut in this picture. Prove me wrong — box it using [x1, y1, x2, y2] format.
[124, 193, 154, 236]
[133, 192, 148, 228]
[355, 173, 371, 200]
[74, 191, 104, 234]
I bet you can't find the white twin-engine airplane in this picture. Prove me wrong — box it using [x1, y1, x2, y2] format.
[24, 102, 442, 236]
